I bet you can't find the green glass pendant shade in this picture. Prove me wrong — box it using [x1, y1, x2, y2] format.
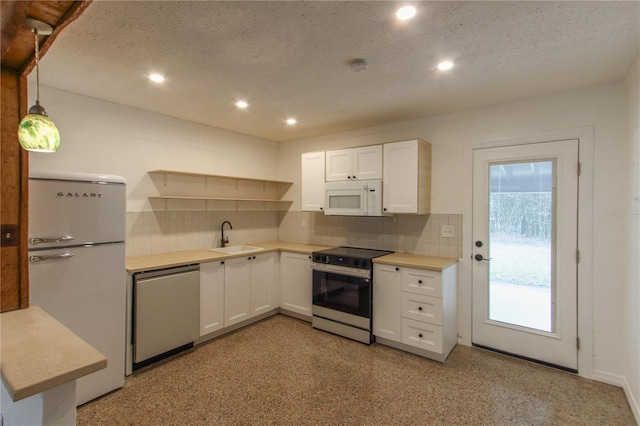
[18, 112, 61, 152]
[18, 21, 60, 153]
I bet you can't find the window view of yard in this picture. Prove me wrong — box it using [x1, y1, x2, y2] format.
[488, 162, 554, 332]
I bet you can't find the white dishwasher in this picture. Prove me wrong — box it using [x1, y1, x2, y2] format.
[133, 264, 200, 370]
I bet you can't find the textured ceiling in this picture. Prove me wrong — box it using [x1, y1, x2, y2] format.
[39, 1, 639, 142]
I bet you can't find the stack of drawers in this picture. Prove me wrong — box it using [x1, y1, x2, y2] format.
[401, 268, 445, 353]
[373, 259, 457, 363]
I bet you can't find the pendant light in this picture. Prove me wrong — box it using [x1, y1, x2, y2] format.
[17, 18, 60, 153]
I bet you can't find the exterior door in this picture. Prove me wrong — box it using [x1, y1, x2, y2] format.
[472, 140, 579, 371]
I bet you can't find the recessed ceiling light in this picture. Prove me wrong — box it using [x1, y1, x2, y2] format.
[236, 101, 248, 109]
[286, 118, 297, 125]
[396, 5, 416, 20]
[437, 61, 454, 71]
[149, 73, 165, 83]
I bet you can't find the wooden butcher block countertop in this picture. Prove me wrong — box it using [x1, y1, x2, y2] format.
[126, 241, 332, 273]
[127, 241, 457, 273]
[374, 253, 458, 271]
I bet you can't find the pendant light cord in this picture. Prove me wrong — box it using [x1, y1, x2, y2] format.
[33, 28, 40, 104]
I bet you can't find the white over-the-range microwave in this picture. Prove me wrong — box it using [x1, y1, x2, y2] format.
[324, 180, 383, 216]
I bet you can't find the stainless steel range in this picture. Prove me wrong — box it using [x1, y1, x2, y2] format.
[311, 246, 393, 344]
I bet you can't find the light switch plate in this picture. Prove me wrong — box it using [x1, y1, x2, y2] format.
[441, 225, 455, 238]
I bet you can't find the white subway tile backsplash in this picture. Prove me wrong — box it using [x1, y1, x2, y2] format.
[127, 210, 462, 258]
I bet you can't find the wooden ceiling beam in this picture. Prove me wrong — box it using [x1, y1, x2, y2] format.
[1, 1, 32, 62]
[20, 0, 93, 77]
[1, 0, 92, 74]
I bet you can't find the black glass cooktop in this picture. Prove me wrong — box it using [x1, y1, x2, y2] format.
[312, 246, 393, 269]
[314, 246, 392, 259]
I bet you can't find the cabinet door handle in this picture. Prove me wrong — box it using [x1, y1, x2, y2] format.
[418, 333, 423, 338]
[418, 306, 423, 311]
[418, 280, 423, 284]
[395, 267, 399, 271]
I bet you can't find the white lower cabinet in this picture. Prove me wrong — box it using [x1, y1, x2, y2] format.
[279, 251, 312, 319]
[198, 252, 278, 339]
[224, 252, 278, 327]
[373, 262, 457, 363]
[200, 260, 225, 336]
[401, 318, 444, 354]
[372, 263, 402, 341]
[250, 252, 278, 317]
[401, 292, 442, 325]
[224, 257, 252, 327]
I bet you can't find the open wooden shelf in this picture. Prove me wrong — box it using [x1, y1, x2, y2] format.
[148, 196, 292, 203]
[148, 170, 293, 186]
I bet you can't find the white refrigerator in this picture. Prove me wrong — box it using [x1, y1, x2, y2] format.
[28, 170, 126, 406]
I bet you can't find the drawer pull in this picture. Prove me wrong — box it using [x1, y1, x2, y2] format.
[418, 280, 423, 284]
[419, 333, 423, 338]
[418, 306, 423, 311]
[395, 267, 399, 271]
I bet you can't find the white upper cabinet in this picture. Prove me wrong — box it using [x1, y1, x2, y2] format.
[301, 152, 325, 212]
[383, 140, 431, 214]
[325, 145, 382, 182]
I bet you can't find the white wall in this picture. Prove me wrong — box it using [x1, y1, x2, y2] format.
[29, 87, 285, 257]
[30, 86, 280, 212]
[623, 53, 640, 420]
[279, 82, 631, 385]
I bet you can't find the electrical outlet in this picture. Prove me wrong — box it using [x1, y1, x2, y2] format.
[1, 224, 18, 247]
[441, 225, 455, 238]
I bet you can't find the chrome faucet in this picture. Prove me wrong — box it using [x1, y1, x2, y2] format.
[220, 220, 233, 247]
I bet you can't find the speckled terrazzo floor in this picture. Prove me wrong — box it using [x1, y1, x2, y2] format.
[77, 315, 635, 426]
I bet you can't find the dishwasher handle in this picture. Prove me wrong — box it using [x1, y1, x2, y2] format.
[133, 264, 199, 281]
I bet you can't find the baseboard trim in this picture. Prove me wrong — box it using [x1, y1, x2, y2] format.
[592, 370, 639, 424]
[623, 379, 640, 425]
[622, 376, 640, 424]
[592, 369, 626, 387]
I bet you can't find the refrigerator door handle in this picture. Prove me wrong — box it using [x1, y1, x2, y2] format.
[30, 252, 75, 263]
[30, 236, 75, 245]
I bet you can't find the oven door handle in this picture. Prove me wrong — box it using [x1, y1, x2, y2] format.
[311, 262, 371, 279]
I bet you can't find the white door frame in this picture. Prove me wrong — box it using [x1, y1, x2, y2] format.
[460, 126, 594, 379]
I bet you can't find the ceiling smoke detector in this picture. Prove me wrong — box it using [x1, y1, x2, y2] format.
[348, 58, 368, 72]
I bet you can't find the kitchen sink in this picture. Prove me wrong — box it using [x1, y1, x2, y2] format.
[209, 245, 262, 254]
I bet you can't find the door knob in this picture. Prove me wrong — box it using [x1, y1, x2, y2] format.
[474, 254, 491, 262]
